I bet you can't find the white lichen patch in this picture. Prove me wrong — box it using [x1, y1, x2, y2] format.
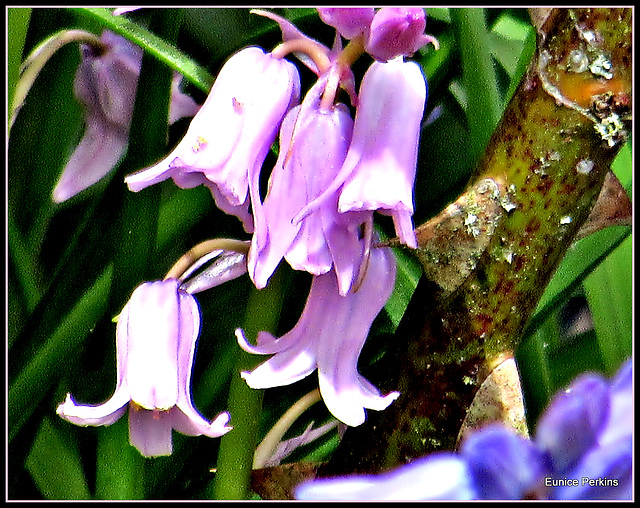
[589, 53, 614, 79]
[576, 159, 594, 174]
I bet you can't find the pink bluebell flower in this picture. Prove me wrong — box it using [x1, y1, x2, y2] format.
[295, 359, 633, 500]
[248, 76, 368, 296]
[297, 57, 427, 249]
[52, 31, 200, 203]
[56, 279, 232, 457]
[125, 46, 301, 232]
[238, 245, 399, 427]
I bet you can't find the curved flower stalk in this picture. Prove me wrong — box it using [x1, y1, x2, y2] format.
[57, 279, 232, 457]
[52, 30, 200, 203]
[237, 245, 399, 427]
[125, 46, 301, 232]
[295, 359, 632, 500]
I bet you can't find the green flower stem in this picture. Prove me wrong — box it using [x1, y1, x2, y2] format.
[7, 7, 31, 129]
[210, 270, 286, 500]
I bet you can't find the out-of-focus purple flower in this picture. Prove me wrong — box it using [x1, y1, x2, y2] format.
[295, 359, 633, 500]
[317, 8, 375, 40]
[248, 77, 368, 295]
[56, 279, 232, 457]
[125, 46, 301, 232]
[52, 31, 200, 204]
[365, 7, 438, 62]
[296, 58, 426, 249]
[237, 245, 399, 427]
[296, 454, 476, 501]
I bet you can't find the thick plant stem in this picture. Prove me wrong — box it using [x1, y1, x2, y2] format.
[210, 270, 285, 499]
[323, 8, 632, 476]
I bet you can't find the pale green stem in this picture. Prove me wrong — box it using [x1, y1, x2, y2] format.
[10, 29, 105, 130]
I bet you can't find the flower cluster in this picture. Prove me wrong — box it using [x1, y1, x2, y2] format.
[58, 8, 436, 455]
[294, 358, 633, 501]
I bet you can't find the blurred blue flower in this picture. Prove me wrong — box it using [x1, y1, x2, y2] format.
[295, 358, 633, 500]
[57, 279, 231, 457]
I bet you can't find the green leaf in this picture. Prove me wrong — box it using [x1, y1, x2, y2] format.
[524, 226, 631, 340]
[26, 417, 91, 500]
[583, 234, 632, 375]
[450, 8, 502, 162]
[8, 265, 112, 442]
[72, 7, 214, 92]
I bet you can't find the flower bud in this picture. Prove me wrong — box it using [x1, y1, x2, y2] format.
[365, 7, 432, 62]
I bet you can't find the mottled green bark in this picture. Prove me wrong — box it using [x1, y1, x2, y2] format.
[322, 7, 632, 476]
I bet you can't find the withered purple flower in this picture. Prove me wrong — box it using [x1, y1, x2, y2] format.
[52, 31, 199, 203]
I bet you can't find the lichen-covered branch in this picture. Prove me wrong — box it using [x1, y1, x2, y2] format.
[321, 7, 632, 476]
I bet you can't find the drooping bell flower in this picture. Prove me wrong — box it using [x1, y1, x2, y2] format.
[52, 30, 200, 203]
[248, 77, 368, 295]
[125, 46, 301, 232]
[296, 57, 426, 249]
[238, 245, 399, 427]
[57, 279, 231, 457]
[365, 7, 439, 62]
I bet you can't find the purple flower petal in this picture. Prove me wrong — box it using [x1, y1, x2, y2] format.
[122, 281, 183, 410]
[56, 392, 129, 427]
[317, 8, 375, 40]
[126, 46, 300, 231]
[535, 373, 610, 474]
[461, 424, 549, 499]
[295, 453, 475, 500]
[53, 31, 199, 203]
[365, 8, 436, 62]
[240, 245, 398, 426]
[58, 279, 230, 457]
[248, 77, 358, 289]
[337, 58, 426, 248]
[128, 407, 173, 457]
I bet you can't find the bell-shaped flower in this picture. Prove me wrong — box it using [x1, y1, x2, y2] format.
[56, 279, 231, 457]
[296, 58, 426, 249]
[317, 8, 375, 40]
[365, 7, 439, 62]
[52, 30, 200, 203]
[125, 46, 301, 232]
[237, 245, 399, 427]
[248, 77, 367, 295]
